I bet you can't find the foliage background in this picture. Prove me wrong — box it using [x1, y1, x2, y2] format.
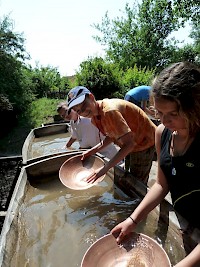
[0, 0, 199, 155]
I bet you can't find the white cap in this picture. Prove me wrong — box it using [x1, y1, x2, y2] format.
[67, 86, 91, 109]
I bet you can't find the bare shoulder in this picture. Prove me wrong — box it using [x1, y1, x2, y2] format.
[155, 124, 165, 149]
[156, 124, 165, 138]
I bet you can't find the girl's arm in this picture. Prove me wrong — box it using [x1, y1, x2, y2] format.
[174, 243, 200, 267]
[111, 124, 169, 243]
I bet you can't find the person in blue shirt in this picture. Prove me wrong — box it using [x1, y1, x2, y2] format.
[124, 85, 156, 117]
[124, 85, 159, 167]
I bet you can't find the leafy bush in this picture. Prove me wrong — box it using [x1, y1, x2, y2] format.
[26, 98, 62, 127]
[121, 65, 156, 95]
[75, 57, 156, 100]
[75, 57, 121, 99]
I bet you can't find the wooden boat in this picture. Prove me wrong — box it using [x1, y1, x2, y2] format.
[22, 123, 73, 165]
[1, 124, 199, 266]
[0, 151, 199, 267]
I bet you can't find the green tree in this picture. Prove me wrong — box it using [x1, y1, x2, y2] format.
[0, 16, 33, 112]
[0, 16, 27, 59]
[60, 76, 70, 91]
[93, 0, 198, 71]
[122, 65, 155, 91]
[75, 57, 121, 99]
[173, 0, 200, 64]
[189, 21, 200, 64]
[170, 44, 198, 64]
[173, 0, 199, 25]
[27, 64, 68, 98]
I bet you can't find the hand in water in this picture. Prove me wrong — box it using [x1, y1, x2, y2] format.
[111, 217, 137, 244]
[86, 166, 105, 183]
[81, 150, 93, 161]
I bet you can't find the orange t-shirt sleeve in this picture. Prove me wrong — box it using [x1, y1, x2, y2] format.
[102, 110, 132, 140]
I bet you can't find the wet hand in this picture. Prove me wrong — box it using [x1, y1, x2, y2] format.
[86, 172, 98, 183]
[111, 218, 136, 244]
[86, 167, 105, 184]
[81, 150, 93, 161]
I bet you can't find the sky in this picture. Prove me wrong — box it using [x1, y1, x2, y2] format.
[0, 0, 192, 77]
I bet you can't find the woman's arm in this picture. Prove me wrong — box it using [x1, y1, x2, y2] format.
[174, 244, 200, 267]
[111, 181, 168, 243]
[111, 124, 169, 243]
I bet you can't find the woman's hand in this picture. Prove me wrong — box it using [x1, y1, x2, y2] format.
[111, 217, 137, 244]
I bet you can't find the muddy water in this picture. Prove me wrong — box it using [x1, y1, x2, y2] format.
[30, 133, 80, 159]
[9, 176, 138, 267]
[8, 174, 184, 267]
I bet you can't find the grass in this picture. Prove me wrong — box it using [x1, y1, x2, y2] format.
[0, 98, 64, 156]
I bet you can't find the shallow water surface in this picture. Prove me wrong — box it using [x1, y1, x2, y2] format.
[6, 172, 186, 267]
[30, 133, 80, 159]
[9, 175, 139, 267]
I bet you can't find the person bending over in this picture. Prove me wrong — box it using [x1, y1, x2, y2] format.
[57, 102, 120, 160]
[67, 86, 156, 185]
[111, 61, 200, 267]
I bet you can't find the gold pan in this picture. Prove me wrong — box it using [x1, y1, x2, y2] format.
[59, 154, 105, 190]
[81, 232, 171, 267]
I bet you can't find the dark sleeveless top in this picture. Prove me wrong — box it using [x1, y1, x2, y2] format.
[160, 127, 200, 229]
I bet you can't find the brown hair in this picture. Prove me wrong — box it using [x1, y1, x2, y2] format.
[56, 102, 68, 113]
[152, 61, 200, 135]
